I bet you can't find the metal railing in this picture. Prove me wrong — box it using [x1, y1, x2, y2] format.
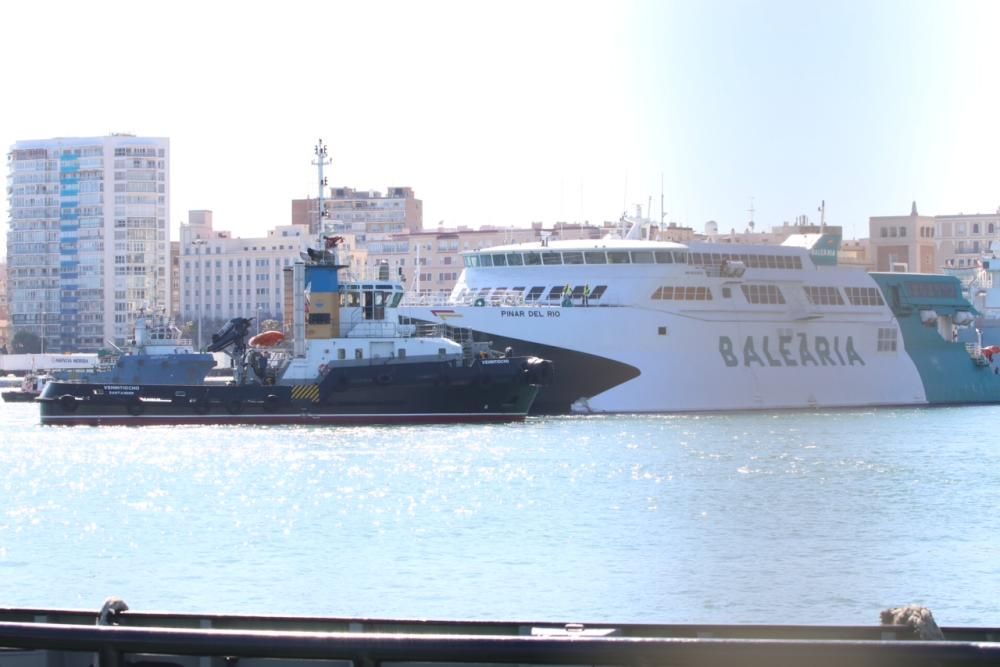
[1, 620, 1000, 667]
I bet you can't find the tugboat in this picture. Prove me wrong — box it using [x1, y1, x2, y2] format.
[37, 244, 552, 426]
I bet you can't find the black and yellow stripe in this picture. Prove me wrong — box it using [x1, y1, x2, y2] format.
[291, 384, 320, 402]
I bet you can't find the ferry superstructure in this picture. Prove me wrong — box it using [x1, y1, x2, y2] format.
[402, 223, 1000, 413]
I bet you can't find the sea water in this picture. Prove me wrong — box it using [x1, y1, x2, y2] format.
[1, 399, 998, 626]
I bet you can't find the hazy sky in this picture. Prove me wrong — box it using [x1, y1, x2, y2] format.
[4, 0, 999, 250]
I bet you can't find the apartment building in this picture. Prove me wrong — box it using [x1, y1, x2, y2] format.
[177, 211, 312, 346]
[935, 210, 1000, 268]
[6, 135, 170, 351]
[291, 186, 422, 239]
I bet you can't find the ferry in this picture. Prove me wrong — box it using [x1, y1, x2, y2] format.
[402, 218, 1000, 414]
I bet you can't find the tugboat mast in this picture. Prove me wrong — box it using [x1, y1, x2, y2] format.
[313, 139, 330, 233]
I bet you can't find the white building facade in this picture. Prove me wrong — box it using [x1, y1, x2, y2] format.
[178, 211, 311, 347]
[6, 135, 170, 351]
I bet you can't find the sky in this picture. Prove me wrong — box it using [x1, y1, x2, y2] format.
[3, 0, 1000, 252]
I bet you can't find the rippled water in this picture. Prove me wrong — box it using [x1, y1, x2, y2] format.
[1, 400, 998, 626]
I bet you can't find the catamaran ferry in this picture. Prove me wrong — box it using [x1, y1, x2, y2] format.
[402, 219, 1000, 413]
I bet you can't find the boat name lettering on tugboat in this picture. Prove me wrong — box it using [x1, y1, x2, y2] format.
[718, 334, 865, 367]
[103, 385, 141, 395]
[500, 309, 560, 318]
[480, 359, 511, 365]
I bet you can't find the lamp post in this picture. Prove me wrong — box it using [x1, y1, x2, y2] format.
[257, 304, 263, 335]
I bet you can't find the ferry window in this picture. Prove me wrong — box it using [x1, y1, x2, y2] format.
[525, 286, 545, 301]
[844, 286, 886, 306]
[523, 252, 541, 265]
[607, 251, 630, 264]
[741, 284, 785, 304]
[804, 286, 844, 306]
[464, 255, 478, 267]
[546, 286, 565, 300]
[398, 348, 406, 359]
[722, 287, 732, 298]
[631, 250, 654, 263]
[904, 281, 958, 299]
[542, 252, 563, 265]
[506, 253, 524, 266]
[589, 285, 607, 299]
[673, 251, 687, 263]
[651, 286, 664, 299]
[563, 251, 584, 264]
[355, 348, 363, 359]
[477, 287, 491, 298]
[390, 292, 403, 307]
[511, 286, 526, 298]
[793, 256, 803, 269]
[584, 251, 607, 264]
[480, 254, 494, 267]
[492, 254, 508, 267]
[654, 250, 673, 263]
[571, 285, 586, 298]
[658, 326, 668, 335]
[877, 327, 898, 352]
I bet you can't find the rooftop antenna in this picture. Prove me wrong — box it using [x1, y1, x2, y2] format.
[312, 139, 330, 234]
[818, 199, 826, 233]
[747, 196, 756, 232]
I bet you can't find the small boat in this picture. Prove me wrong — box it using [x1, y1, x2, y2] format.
[1, 372, 51, 403]
[52, 310, 217, 385]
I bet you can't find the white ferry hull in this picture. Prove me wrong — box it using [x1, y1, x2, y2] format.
[406, 305, 928, 413]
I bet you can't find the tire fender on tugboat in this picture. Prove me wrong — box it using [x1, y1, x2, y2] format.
[59, 394, 79, 413]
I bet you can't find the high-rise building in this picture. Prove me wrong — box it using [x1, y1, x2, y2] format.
[6, 135, 170, 351]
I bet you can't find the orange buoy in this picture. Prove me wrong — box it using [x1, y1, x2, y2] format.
[248, 330, 285, 348]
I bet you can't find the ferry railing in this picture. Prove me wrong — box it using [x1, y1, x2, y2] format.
[0, 620, 998, 667]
